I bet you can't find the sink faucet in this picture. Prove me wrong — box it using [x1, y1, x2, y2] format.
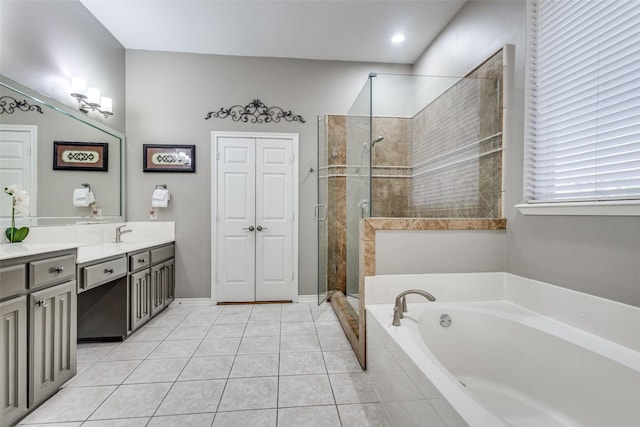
[114, 225, 132, 243]
[392, 289, 436, 326]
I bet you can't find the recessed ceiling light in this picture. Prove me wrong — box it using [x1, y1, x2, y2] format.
[392, 34, 405, 43]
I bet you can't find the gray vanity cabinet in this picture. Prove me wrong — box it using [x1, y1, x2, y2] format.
[164, 258, 175, 304]
[150, 263, 164, 317]
[29, 281, 76, 406]
[0, 249, 77, 426]
[130, 268, 151, 331]
[0, 296, 27, 427]
[129, 244, 174, 333]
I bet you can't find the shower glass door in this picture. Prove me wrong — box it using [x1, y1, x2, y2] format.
[317, 115, 329, 305]
[345, 76, 373, 312]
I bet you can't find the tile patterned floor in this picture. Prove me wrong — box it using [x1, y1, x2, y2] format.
[18, 302, 393, 427]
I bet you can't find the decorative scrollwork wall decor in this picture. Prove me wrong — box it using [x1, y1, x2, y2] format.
[0, 96, 44, 114]
[205, 99, 305, 123]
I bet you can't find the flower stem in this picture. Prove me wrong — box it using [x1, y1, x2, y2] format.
[11, 196, 16, 242]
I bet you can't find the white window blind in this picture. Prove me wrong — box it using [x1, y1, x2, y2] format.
[524, 0, 640, 203]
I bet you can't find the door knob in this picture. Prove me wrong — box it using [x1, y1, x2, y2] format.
[242, 226, 255, 231]
[256, 225, 268, 231]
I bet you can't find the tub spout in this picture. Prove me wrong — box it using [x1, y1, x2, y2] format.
[392, 289, 436, 326]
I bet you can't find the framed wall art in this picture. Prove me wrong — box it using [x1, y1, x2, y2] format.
[143, 144, 196, 172]
[53, 141, 108, 171]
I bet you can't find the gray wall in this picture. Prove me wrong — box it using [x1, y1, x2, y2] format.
[0, 0, 126, 133]
[410, 0, 640, 307]
[125, 50, 410, 298]
[376, 230, 506, 275]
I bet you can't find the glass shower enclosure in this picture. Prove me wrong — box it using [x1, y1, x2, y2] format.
[318, 54, 504, 366]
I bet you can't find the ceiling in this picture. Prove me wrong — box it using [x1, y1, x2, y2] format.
[80, 0, 467, 64]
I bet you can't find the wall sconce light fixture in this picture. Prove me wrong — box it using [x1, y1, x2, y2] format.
[70, 77, 113, 118]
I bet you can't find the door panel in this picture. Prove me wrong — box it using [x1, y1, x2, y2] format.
[1, 296, 27, 425]
[255, 138, 293, 301]
[217, 138, 256, 302]
[262, 174, 286, 219]
[261, 235, 286, 281]
[0, 126, 36, 217]
[29, 281, 76, 407]
[224, 174, 250, 219]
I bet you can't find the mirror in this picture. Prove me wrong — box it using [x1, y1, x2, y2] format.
[0, 76, 124, 226]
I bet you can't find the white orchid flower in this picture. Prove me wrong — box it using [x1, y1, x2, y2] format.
[4, 185, 30, 216]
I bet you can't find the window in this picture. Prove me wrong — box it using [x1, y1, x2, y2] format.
[521, 0, 640, 215]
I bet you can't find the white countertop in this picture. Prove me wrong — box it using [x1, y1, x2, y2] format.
[0, 243, 82, 261]
[76, 239, 174, 264]
[1, 239, 174, 263]
[1, 222, 175, 263]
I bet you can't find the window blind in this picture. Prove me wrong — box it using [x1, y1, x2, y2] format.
[524, 0, 640, 203]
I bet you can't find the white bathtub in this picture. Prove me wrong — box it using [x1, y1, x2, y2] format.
[365, 273, 640, 427]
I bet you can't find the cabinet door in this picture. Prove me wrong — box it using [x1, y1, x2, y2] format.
[1, 296, 27, 427]
[29, 281, 77, 407]
[130, 269, 151, 331]
[150, 263, 164, 317]
[164, 259, 175, 304]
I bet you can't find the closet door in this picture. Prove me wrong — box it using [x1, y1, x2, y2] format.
[215, 134, 295, 303]
[255, 138, 294, 301]
[216, 137, 257, 302]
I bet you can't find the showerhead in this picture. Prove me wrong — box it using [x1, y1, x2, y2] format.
[371, 136, 384, 147]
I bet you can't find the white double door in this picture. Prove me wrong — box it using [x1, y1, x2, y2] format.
[214, 133, 298, 302]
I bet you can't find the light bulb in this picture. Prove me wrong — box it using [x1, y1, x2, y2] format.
[71, 77, 87, 98]
[100, 97, 112, 113]
[87, 87, 101, 106]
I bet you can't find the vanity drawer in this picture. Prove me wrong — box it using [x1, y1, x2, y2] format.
[129, 251, 150, 272]
[29, 255, 76, 289]
[0, 264, 26, 299]
[81, 257, 127, 292]
[150, 245, 174, 264]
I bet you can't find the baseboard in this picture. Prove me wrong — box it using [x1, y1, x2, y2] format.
[172, 296, 319, 305]
[172, 298, 213, 306]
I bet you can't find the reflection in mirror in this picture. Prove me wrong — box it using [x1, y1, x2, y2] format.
[0, 76, 124, 227]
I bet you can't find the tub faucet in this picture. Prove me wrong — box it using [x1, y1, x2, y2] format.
[392, 289, 436, 326]
[114, 225, 132, 243]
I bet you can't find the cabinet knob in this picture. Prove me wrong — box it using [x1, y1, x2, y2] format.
[138, 259, 146, 263]
[37, 300, 48, 307]
[52, 266, 64, 274]
[104, 268, 114, 274]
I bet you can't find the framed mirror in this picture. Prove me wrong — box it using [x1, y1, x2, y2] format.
[0, 76, 125, 226]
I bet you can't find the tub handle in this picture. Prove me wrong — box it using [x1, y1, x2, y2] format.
[392, 289, 436, 326]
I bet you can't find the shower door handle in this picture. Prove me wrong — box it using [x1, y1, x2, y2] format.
[314, 204, 327, 221]
[360, 200, 369, 217]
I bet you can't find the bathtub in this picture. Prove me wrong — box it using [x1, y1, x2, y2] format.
[365, 273, 640, 427]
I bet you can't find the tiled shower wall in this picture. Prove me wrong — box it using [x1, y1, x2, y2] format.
[410, 50, 503, 217]
[370, 117, 412, 217]
[326, 115, 348, 293]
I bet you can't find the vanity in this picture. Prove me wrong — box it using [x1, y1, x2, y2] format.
[77, 240, 175, 340]
[0, 76, 179, 426]
[0, 224, 175, 426]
